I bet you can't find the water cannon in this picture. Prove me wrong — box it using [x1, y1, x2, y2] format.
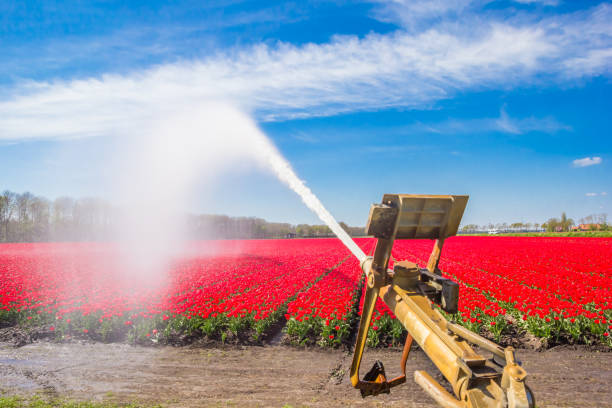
[351, 194, 535, 408]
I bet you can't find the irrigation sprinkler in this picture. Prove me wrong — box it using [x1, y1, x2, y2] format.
[349, 194, 535, 408]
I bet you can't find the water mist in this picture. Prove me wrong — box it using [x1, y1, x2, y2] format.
[112, 102, 365, 283]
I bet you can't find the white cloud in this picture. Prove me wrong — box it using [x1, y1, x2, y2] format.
[573, 157, 602, 167]
[401, 107, 570, 135]
[563, 48, 612, 77]
[513, 0, 559, 6]
[292, 131, 319, 144]
[495, 108, 522, 134]
[0, 4, 610, 141]
[584, 191, 608, 197]
[371, 0, 475, 29]
[372, 0, 560, 30]
[494, 106, 570, 134]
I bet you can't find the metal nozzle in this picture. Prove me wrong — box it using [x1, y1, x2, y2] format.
[360, 256, 374, 275]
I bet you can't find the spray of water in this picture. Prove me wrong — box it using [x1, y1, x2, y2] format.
[254, 140, 367, 263]
[110, 102, 365, 279]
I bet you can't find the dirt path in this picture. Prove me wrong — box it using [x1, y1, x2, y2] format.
[0, 342, 610, 408]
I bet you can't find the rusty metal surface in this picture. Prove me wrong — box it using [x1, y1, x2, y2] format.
[427, 238, 445, 272]
[377, 194, 468, 239]
[366, 204, 398, 239]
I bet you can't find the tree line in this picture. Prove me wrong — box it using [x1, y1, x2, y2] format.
[460, 211, 609, 233]
[0, 190, 365, 243]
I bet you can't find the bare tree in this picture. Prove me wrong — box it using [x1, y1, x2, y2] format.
[0, 191, 16, 241]
[29, 196, 51, 241]
[52, 197, 75, 241]
[15, 192, 34, 241]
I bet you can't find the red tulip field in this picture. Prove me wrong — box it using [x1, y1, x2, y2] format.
[0, 237, 610, 349]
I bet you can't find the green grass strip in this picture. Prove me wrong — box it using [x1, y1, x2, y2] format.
[0, 395, 162, 408]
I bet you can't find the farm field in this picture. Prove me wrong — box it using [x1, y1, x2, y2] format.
[0, 237, 611, 349]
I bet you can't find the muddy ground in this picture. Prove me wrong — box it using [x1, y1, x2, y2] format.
[0, 342, 610, 408]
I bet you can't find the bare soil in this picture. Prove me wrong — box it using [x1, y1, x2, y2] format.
[1, 341, 610, 408]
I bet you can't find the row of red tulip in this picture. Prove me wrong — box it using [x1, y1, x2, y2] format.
[0, 239, 353, 342]
[284, 238, 374, 346]
[390, 237, 611, 346]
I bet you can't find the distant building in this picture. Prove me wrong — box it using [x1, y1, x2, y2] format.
[572, 223, 602, 231]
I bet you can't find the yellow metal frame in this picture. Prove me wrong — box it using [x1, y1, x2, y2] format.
[350, 194, 534, 408]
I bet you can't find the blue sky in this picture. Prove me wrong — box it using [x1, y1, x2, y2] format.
[0, 0, 610, 226]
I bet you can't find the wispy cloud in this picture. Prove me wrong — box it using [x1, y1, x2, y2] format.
[0, 3, 304, 83]
[573, 157, 603, 167]
[0, 4, 610, 141]
[513, 0, 560, 6]
[401, 107, 570, 135]
[494, 107, 571, 134]
[586, 192, 599, 196]
[360, 144, 421, 154]
[292, 131, 319, 144]
[371, 0, 561, 30]
[370, 0, 474, 30]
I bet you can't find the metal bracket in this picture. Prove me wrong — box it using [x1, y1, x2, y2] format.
[353, 332, 413, 398]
